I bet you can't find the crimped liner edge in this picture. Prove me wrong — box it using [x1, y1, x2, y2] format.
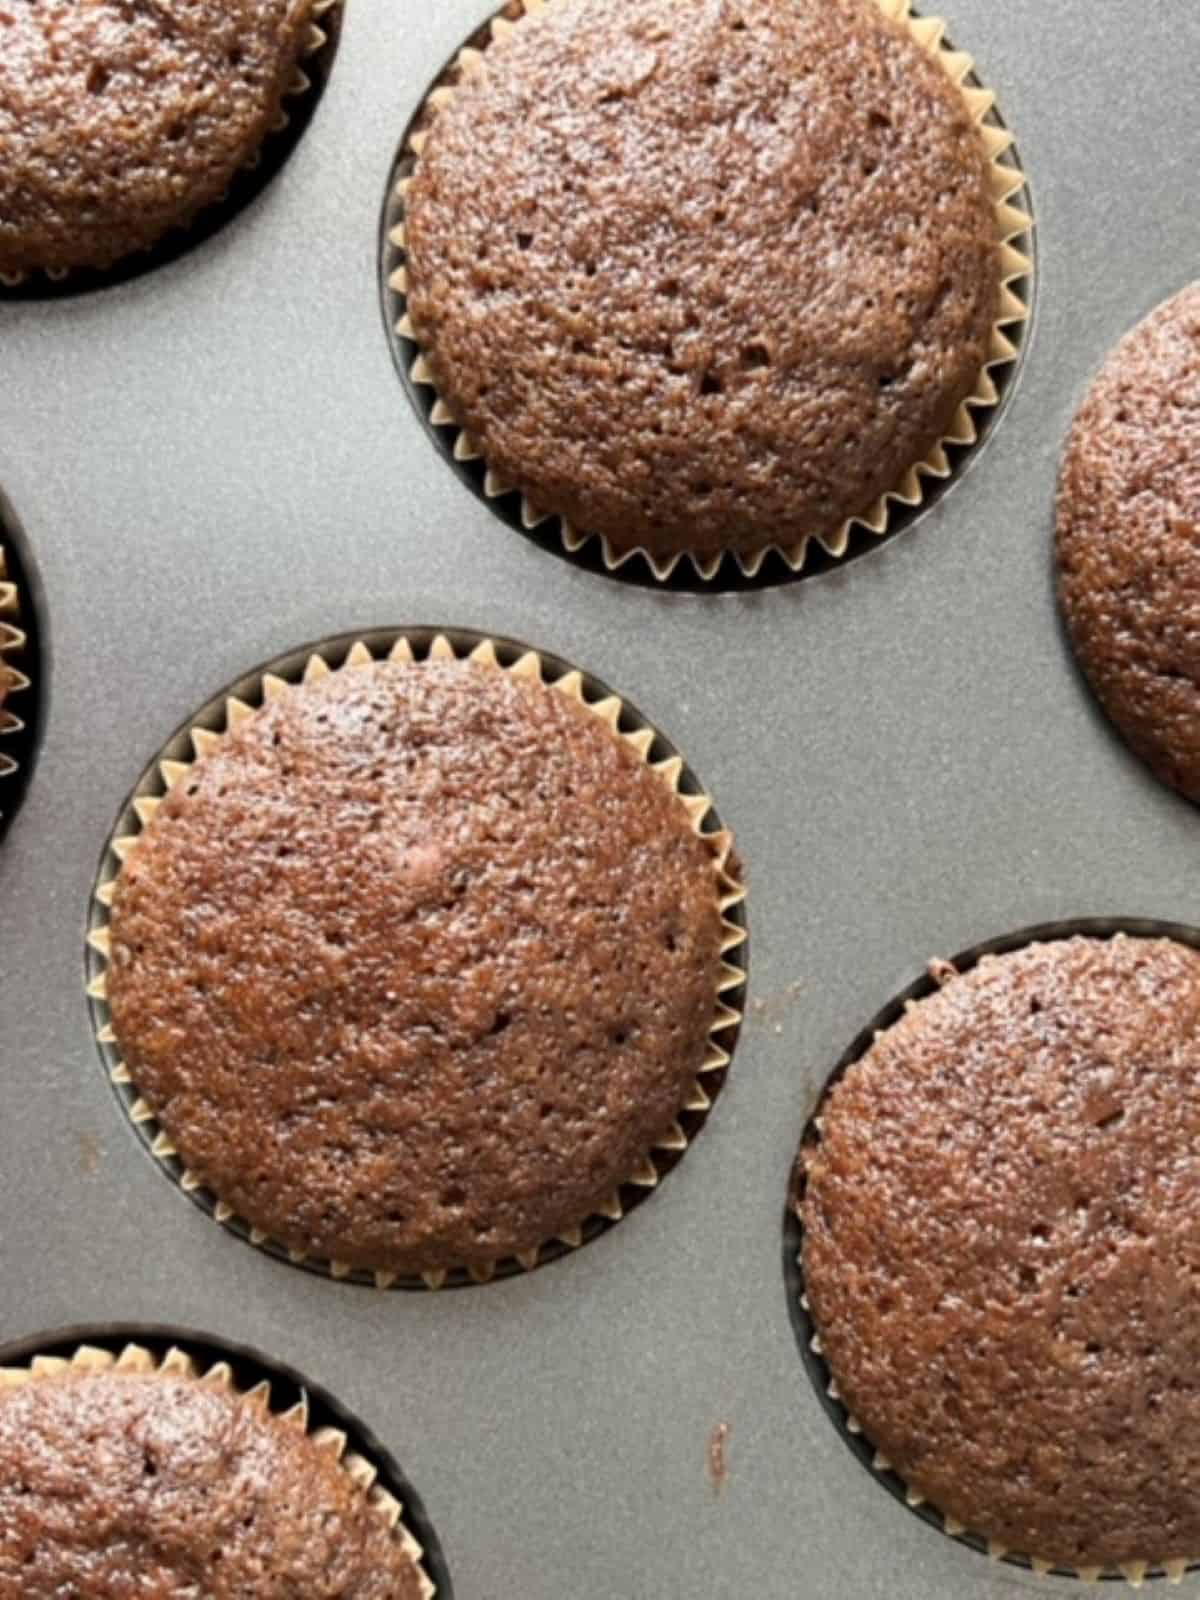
[0, 546, 30, 783]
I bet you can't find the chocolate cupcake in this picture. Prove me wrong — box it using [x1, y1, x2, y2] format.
[1057, 284, 1200, 804]
[392, 0, 1031, 580]
[0, 1342, 432, 1596]
[797, 933, 1200, 1580]
[90, 635, 745, 1287]
[0, 0, 332, 280]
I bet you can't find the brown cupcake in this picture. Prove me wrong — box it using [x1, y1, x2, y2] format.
[798, 934, 1200, 1578]
[401, 0, 1010, 575]
[1057, 284, 1200, 804]
[0, 1345, 430, 1597]
[99, 640, 741, 1284]
[0, 0, 325, 278]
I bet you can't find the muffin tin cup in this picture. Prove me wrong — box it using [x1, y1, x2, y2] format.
[0, 0, 340, 296]
[0, 1326, 444, 1598]
[784, 915, 1200, 1590]
[85, 627, 748, 1291]
[0, 543, 34, 823]
[382, 0, 1033, 587]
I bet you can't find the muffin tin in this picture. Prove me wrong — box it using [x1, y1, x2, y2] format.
[1, 3, 1198, 1597]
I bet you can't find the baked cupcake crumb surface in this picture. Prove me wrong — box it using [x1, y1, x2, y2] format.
[0, 0, 316, 275]
[800, 935, 1200, 1571]
[106, 654, 727, 1276]
[0, 1366, 424, 1596]
[405, 0, 1001, 564]
[1057, 283, 1200, 803]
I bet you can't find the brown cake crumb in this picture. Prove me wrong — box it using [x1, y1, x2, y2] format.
[708, 1421, 731, 1497]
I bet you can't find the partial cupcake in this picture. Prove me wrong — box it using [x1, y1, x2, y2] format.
[94, 636, 744, 1286]
[1057, 284, 1200, 804]
[396, 0, 1029, 579]
[0, 0, 331, 280]
[0, 1342, 431, 1596]
[797, 933, 1200, 1580]
[0, 545, 31, 792]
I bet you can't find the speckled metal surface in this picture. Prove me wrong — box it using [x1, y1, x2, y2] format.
[0, 3, 1198, 1597]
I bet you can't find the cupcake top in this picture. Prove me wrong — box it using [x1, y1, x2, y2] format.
[0, 0, 316, 276]
[0, 1363, 425, 1596]
[404, 0, 1000, 564]
[107, 654, 728, 1276]
[799, 934, 1200, 1572]
[1057, 284, 1200, 803]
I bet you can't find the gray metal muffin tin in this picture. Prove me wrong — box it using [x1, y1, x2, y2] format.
[1, 2, 1198, 1594]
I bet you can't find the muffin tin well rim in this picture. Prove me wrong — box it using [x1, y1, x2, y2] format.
[783, 914, 1200, 1589]
[0, 1321, 452, 1599]
[378, 0, 1037, 594]
[84, 625, 749, 1292]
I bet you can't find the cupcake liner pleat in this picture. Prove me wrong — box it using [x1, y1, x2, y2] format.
[0, 1339, 435, 1597]
[386, 0, 1034, 584]
[87, 630, 747, 1290]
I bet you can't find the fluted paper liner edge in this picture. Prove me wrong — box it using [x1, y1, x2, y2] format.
[0, 546, 30, 783]
[0, 0, 337, 290]
[386, 0, 1034, 583]
[0, 1340, 435, 1598]
[793, 933, 1192, 1590]
[87, 632, 747, 1290]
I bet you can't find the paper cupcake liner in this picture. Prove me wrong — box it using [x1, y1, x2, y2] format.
[0, 1335, 436, 1598]
[86, 628, 748, 1290]
[0, 0, 338, 292]
[0, 545, 32, 792]
[384, 0, 1033, 585]
[787, 917, 1200, 1589]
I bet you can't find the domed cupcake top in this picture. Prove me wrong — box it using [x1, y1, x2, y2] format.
[1057, 283, 1200, 803]
[106, 651, 733, 1279]
[0, 0, 320, 276]
[800, 934, 1200, 1573]
[0, 1356, 427, 1596]
[404, 0, 1001, 566]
